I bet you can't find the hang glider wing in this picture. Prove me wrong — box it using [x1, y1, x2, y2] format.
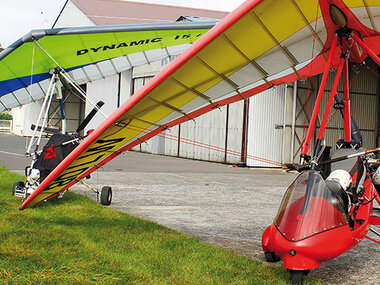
[0, 21, 217, 111]
[20, 0, 380, 209]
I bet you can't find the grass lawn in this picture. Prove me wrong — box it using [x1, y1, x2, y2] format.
[0, 167, 321, 284]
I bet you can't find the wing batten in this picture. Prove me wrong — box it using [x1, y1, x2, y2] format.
[221, 33, 273, 88]
[250, 10, 300, 68]
[170, 78, 218, 108]
[0, 99, 7, 110]
[289, 0, 325, 50]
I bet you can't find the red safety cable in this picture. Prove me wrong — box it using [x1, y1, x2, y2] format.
[365, 235, 380, 244]
[302, 2, 320, 143]
[124, 123, 284, 167]
[349, 70, 360, 89]
[326, 109, 338, 128]
[161, 130, 284, 167]
[128, 124, 284, 167]
[366, 65, 380, 78]
[307, 143, 317, 156]
[162, 132, 284, 166]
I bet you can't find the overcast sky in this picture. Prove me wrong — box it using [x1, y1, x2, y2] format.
[0, 0, 244, 48]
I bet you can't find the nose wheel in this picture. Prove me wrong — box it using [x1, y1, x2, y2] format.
[80, 181, 112, 206]
[289, 270, 309, 284]
[100, 186, 112, 206]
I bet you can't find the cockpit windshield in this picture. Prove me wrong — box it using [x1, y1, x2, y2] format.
[274, 170, 348, 241]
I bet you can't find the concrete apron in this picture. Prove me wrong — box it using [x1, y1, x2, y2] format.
[71, 152, 379, 285]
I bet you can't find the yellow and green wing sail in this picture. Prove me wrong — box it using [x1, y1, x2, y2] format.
[0, 21, 216, 110]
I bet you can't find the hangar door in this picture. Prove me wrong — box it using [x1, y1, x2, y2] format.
[246, 85, 287, 167]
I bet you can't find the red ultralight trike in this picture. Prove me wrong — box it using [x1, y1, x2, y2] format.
[262, 2, 380, 284]
[262, 153, 380, 283]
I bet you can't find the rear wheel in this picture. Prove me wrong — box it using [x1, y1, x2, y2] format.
[264, 252, 281, 262]
[100, 186, 112, 205]
[12, 181, 25, 196]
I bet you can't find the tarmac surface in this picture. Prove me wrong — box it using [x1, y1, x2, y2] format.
[1, 132, 379, 284]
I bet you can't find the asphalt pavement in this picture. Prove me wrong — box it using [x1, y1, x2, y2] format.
[1, 132, 379, 284]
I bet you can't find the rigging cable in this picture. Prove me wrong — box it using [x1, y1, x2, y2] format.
[120, 122, 284, 167]
[301, 1, 320, 144]
[26, 44, 36, 151]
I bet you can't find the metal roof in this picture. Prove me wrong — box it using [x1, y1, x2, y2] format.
[70, 0, 228, 25]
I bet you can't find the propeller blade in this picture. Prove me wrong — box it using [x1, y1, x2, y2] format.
[76, 101, 105, 133]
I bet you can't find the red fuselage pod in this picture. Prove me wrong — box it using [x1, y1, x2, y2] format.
[262, 170, 374, 270]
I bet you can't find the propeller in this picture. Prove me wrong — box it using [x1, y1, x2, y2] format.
[76, 101, 105, 133]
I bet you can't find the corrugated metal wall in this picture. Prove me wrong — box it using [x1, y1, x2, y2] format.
[132, 76, 154, 154]
[348, 60, 378, 149]
[176, 101, 243, 163]
[179, 106, 227, 162]
[85, 75, 119, 132]
[130, 71, 244, 163]
[225, 101, 244, 162]
[132, 99, 243, 164]
[246, 85, 287, 167]
[164, 125, 180, 157]
[85, 70, 132, 133]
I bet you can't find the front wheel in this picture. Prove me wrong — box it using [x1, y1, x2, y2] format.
[100, 186, 112, 206]
[290, 270, 306, 284]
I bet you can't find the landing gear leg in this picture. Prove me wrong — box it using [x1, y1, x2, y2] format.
[80, 180, 112, 206]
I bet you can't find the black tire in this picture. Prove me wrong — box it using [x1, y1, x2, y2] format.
[290, 270, 304, 284]
[100, 186, 112, 206]
[12, 180, 25, 196]
[264, 252, 281, 262]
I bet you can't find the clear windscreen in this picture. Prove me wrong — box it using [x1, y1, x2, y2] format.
[275, 170, 348, 241]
